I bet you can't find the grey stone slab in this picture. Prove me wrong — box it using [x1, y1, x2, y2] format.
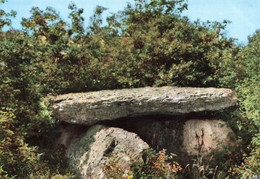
[51, 86, 237, 125]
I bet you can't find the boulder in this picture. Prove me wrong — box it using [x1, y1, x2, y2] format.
[52, 87, 236, 125]
[115, 116, 237, 164]
[182, 119, 236, 156]
[66, 125, 149, 179]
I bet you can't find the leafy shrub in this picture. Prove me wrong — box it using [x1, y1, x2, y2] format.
[0, 109, 48, 177]
[131, 148, 182, 179]
[229, 30, 260, 178]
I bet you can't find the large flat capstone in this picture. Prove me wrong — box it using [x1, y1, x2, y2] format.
[52, 87, 237, 125]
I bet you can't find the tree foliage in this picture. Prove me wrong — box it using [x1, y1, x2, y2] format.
[230, 30, 260, 177]
[0, 0, 16, 30]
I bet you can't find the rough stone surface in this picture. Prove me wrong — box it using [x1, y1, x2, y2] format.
[115, 116, 237, 163]
[182, 119, 236, 156]
[52, 86, 237, 125]
[66, 125, 149, 179]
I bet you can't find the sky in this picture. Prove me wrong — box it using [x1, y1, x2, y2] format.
[1, 0, 260, 44]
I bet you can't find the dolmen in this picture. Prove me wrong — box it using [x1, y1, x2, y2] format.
[51, 86, 238, 179]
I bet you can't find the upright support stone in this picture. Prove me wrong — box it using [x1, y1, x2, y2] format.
[66, 125, 149, 179]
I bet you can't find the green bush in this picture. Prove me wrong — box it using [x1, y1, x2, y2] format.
[229, 30, 260, 178]
[131, 149, 182, 179]
[0, 109, 47, 177]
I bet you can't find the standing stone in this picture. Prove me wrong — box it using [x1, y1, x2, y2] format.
[182, 119, 237, 156]
[121, 116, 237, 163]
[66, 125, 149, 179]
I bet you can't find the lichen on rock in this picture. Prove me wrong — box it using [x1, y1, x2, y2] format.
[66, 125, 149, 179]
[52, 86, 237, 125]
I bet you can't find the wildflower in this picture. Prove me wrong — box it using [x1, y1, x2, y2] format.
[168, 165, 171, 171]
[199, 166, 204, 172]
[209, 155, 213, 162]
[153, 162, 158, 166]
[172, 164, 181, 172]
[213, 165, 218, 179]
[214, 166, 218, 173]
[172, 165, 177, 172]
[54, 57, 60, 62]
[184, 164, 190, 170]
[162, 164, 165, 168]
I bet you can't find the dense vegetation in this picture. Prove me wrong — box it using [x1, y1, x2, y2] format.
[0, 0, 259, 178]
